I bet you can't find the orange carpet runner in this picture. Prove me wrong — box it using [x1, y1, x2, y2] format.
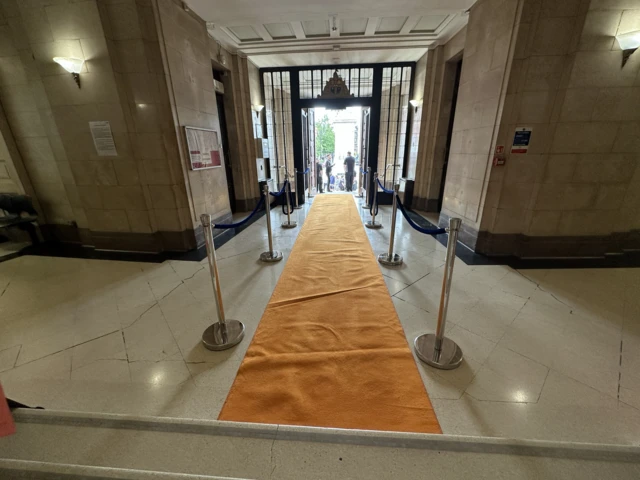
[219, 194, 441, 433]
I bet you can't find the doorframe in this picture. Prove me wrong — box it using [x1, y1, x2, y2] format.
[262, 62, 416, 206]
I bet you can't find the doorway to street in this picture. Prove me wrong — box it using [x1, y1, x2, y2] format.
[302, 106, 370, 195]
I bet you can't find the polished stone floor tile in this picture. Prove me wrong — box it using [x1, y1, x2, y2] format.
[1, 197, 639, 445]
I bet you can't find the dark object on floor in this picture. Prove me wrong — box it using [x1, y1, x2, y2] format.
[6, 398, 44, 410]
[0, 194, 39, 244]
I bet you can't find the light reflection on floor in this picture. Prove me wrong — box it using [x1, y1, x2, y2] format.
[1, 196, 639, 445]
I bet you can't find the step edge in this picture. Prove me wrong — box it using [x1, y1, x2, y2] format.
[12, 409, 640, 463]
[0, 459, 251, 480]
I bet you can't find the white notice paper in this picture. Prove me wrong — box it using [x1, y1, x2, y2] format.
[89, 121, 118, 156]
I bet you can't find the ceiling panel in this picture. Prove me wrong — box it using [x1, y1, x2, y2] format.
[411, 15, 448, 32]
[376, 16, 408, 34]
[341, 17, 368, 36]
[302, 20, 330, 37]
[228, 25, 262, 41]
[264, 22, 295, 39]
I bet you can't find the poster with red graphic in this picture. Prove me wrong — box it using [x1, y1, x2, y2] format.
[185, 126, 223, 170]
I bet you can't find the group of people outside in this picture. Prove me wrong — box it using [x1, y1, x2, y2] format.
[315, 152, 358, 193]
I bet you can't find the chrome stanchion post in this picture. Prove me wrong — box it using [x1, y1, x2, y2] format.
[414, 217, 463, 369]
[200, 214, 245, 351]
[362, 167, 371, 209]
[293, 168, 302, 210]
[365, 172, 382, 229]
[378, 184, 403, 266]
[259, 184, 283, 263]
[281, 174, 297, 229]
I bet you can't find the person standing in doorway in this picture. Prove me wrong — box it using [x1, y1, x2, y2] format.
[316, 161, 324, 193]
[344, 151, 356, 192]
[325, 157, 334, 192]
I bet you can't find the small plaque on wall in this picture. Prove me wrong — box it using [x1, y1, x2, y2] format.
[185, 126, 222, 170]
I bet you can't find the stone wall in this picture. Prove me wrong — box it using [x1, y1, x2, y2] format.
[439, 0, 520, 247]
[477, 0, 640, 257]
[412, 27, 466, 212]
[155, 0, 231, 244]
[0, 0, 263, 251]
[221, 54, 261, 211]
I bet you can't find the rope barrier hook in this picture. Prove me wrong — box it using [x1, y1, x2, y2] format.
[200, 213, 245, 351]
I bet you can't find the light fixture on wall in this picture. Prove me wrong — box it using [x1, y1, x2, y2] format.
[252, 104, 264, 120]
[53, 57, 84, 88]
[216, 41, 227, 66]
[616, 30, 640, 67]
[409, 99, 423, 112]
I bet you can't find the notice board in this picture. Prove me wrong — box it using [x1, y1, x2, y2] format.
[185, 126, 222, 170]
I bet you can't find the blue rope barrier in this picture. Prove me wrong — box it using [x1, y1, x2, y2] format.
[376, 178, 394, 194]
[213, 195, 265, 229]
[395, 195, 446, 235]
[303, 167, 310, 175]
[269, 181, 288, 197]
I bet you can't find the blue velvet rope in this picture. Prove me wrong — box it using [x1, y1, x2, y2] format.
[376, 178, 395, 194]
[269, 181, 288, 197]
[395, 195, 447, 235]
[303, 168, 310, 174]
[213, 195, 265, 229]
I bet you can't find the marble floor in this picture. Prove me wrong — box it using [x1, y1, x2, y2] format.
[1, 195, 639, 446]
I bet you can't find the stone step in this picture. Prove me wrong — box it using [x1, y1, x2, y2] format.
[0, 459, 246, 480]
[1, 409, 639, 479]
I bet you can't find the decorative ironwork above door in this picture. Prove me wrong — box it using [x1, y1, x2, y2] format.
[318, 69, 354, 99]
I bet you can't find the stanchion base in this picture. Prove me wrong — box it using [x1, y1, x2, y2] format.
[293, 206, 303, 210]
[378, 253, 403, 266]
[260, 250, 283, 262]
[414, 334, 463, 370]
[281, 221, 297, 228]
[365, 221, 382, 229]
[361, 204, 371, 209]
[202, 320, 245, 351]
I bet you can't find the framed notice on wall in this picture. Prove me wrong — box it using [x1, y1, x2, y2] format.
[184, 126, 223, 170]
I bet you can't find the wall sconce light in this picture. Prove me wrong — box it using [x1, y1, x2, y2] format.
[53, 57, 84, 88]
[409, 99, 423, 112]
[616, 30, 640, 67]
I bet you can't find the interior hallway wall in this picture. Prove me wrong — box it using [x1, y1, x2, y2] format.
[0, 104, 27, 196]
[0, 0, 83, 239]
[478, 0, 640, 257]
[412, 27, 466, 212]
[221, 54, 261, 211]
[0, 0, 242, 252]
[405, 51, 429, 182]
[438, 0, 521, 247]
[154, 0, 231, 246]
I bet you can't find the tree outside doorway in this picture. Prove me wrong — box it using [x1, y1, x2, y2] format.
[315, 115, 335, 160]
